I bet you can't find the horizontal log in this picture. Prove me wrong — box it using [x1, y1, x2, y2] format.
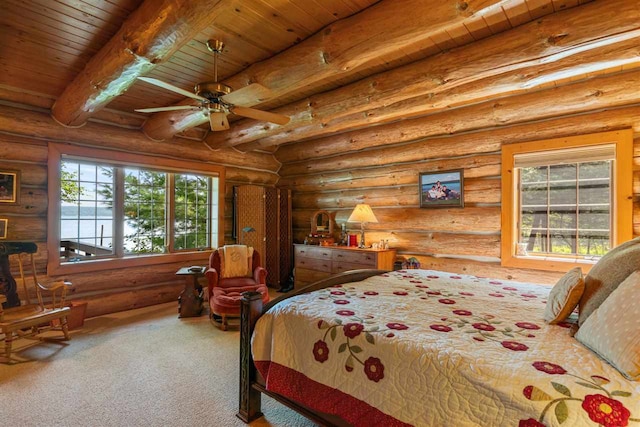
[293, 206, 501, 233]
[277, 94, 640, 166]
[80, 282, 185, 318]
[147, 0, 509, 140]
[213, 0, 640, 149]
[280, 154, 501, 193]
[225, 167, 279, 185]
[0, 216, 45, 241]
[357, 38, 640, 129]
[366, 231, 500, 258]
[0, 161, 47, 186]
[0, 187, 48, 215]
[279, 136, 502, 177]
[0, 135, 48, 162]
[291, 177, 500, 209]
[399, 256, 562, 284]
[0, 104, 279, 172]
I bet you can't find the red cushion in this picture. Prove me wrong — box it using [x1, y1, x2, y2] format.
[210, 284, 269, 316]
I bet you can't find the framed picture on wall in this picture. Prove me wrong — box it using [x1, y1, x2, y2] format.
[419, 169, 464, 208]
[0, 219, 7, 239]
[0, 171, 19, 204]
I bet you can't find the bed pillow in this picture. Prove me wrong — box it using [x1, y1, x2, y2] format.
[579, 236, 640, 326]
[543, 267, 584, 324]
[575, 270, 640, 380]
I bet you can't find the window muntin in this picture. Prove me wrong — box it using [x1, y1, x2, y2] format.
[123, 168, 168, 254]
[56, 155, 221, 267]
[518, 160, 612, 258]
[174, 173, 217, 251]
[501, 130, 633, 272]
[60, 161, 116, 261]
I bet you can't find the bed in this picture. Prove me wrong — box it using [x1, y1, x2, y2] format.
[238, 269, 640, 426]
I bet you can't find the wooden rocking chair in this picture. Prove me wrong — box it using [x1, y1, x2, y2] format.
[0, 247, 72, 361]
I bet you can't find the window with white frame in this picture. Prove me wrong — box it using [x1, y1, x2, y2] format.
[501, 130, 633, 272]
[49, 144, 224, 273]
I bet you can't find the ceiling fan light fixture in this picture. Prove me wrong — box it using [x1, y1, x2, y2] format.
[135, 39, 290, 132]
[194, 81, 232, 99]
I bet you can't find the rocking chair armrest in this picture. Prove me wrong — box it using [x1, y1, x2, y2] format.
[37, 280, 73, 293]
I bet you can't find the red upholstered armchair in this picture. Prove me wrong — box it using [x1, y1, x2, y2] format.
[205, 246, 269, 330]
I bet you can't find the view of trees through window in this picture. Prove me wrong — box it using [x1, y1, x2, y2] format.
[519, 160, 612, 257]
[60, 159, 218, 261]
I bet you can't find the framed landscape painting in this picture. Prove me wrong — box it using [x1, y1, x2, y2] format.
[0, 219, 7, 239]
[419, 169, 464, 208]
[0, 171, 19, 204]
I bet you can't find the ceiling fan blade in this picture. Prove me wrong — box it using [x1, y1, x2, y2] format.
[137, 77, 207, 102]
[209, 112, 230, 131]
[231, 105, 290, 126]
[135, 105, 200, 113]
[221, 83, 274, 105]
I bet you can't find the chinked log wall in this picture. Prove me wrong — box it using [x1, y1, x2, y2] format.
[0, 104, 278, 317]
[277, 80, 640, 285]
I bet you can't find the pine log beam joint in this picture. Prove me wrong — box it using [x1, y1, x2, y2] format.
[205, 0, 640, 152]
[142, 0, 510, 142]
[51, 0, 229, 128]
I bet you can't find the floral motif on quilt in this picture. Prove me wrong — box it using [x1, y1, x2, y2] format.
[520, 362, 640, 426]
[252, 269, 640, 426]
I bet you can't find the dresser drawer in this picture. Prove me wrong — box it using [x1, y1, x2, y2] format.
[295, 256, 332, 272]
[331, 250, 377, 266]
[295, 245, 332, 260]
[332, 262, 375, 274]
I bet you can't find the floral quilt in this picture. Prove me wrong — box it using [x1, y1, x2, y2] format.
[251, 270, 640, 426]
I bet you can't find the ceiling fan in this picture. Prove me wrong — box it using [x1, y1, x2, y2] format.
[134, 39, 290, 131]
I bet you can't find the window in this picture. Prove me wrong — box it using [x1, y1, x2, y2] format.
[49, 144, 224, 274]
[501, 130, 633, 272]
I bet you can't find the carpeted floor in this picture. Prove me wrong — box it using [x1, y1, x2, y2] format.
[0, 300, 317, 427]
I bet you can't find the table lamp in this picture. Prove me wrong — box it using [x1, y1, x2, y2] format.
[347, 204, 378, 248]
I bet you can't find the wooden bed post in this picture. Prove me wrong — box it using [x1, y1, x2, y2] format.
[237, 291, 264, 422]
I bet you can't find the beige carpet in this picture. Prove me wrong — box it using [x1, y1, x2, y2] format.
[0, 301, 317, 427]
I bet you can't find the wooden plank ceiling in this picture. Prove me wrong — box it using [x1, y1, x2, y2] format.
[0, 0, 612, 148]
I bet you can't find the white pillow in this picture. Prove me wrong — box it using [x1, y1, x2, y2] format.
[575, 270, 640, 380]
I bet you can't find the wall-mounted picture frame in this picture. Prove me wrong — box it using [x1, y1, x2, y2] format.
[419, 169, 464, 208]
[0, 219, 7, 239]
[0, 171, 19, 204]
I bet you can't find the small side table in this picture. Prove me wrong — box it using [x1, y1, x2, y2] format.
[175, 266, 205, 318]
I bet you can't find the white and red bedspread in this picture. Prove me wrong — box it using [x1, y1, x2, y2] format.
[251, 269, 640, 426]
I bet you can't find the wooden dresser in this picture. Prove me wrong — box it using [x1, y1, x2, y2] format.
[294, 244, 397, 287]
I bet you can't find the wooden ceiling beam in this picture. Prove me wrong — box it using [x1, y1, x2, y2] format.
[141, 0, 511, 141]
[50, 0, 231, 128]
[0, 104, 278, 172]
[209, 0, 640, 151]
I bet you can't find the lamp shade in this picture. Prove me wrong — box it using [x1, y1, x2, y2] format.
[347, 204, 378, 224]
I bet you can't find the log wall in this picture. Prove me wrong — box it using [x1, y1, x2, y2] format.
[277, 88, 640, 286]
[0, 105, 278, 317]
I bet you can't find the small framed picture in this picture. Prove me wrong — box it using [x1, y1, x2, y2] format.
[0, 171, 19, 204]
[0, 219, 7, 239]
[419, 169, 464, 208]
